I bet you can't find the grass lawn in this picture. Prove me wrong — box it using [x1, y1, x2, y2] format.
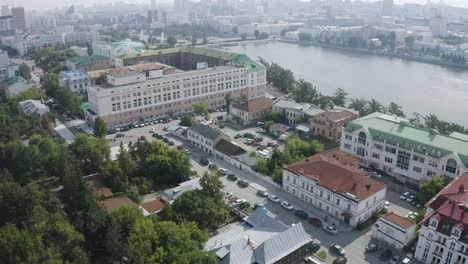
[315, 250, 327, 261]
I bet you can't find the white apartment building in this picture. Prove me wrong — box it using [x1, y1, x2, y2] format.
[92, 40, 145, 63]
[59, 71, 91, 97]
[414, 173, 468, 264]
[272, 99, 323, 127]
[187, 123, 229, 155]
[86, 62, 266, 128]
[373, 212, 417, 250]
[340, 112, 468, 188]
[283, 151, 387, 227]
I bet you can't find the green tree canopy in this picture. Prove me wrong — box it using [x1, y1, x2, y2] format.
[167, 36, 177, 47]
[418, 175, 450, 204]
[93, 117, 107, 137]
[179, 115, 196, 127]
[332, 88, 348, 107]
[19, 63, 32, 80]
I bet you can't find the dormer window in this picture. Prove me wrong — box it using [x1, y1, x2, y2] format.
[430, 218, 439, 228]
[452, 226, 463, 238]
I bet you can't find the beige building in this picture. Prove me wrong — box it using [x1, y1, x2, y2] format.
[311, 109, 357, 143]
[85, 48, 266, 128]
[230, 97, 272, 126]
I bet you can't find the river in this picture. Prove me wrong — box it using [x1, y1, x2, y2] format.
[223, 42, 468, 127]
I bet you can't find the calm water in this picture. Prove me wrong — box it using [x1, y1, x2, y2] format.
[224, 42, 468, 127]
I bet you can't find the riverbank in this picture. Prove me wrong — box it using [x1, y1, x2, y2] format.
[279, 39, 468, 70]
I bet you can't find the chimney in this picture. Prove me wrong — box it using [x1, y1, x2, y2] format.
[459, 184, 465, 194]
[366, 184, 371, 190]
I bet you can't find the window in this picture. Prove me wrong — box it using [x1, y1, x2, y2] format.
[358, 132, 367, 145]
[347, 204, 351, 210]
[327, 194, 330, 201]
[357, 147, 365, 157]
[413, 154, 425, 163]
[372, 153, 380, 159]
[344, 144, 351, 150]
[397, 150, 411, 170]
[413, 166, 422, 173]
[345, 134, 352, 140]
[446, 159, 458, 174]
[384, 157, 393, 163]
[336, 199, 340, 206]
[445, 251, 453, 264]
[429, 161, 438, 168]
[374, 143, 383, 151]
[453, 228, 460, 237]
[385, 145, 397, 154]
[430, 218, 438, 228]
[320, 190, 323, 197]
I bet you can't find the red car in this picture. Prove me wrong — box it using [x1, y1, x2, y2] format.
[307, 217, 322, 227]
[163, 118, 172, 123]
[140, 136, 148, 142]
[251, 141, 260, 146]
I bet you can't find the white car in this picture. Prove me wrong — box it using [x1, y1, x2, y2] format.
[401, 257, 411, 264]
[269, 195, 280, 203]
[149, 127, 155, 133]
[403, 192, 410, 196]
[400, 195, 407, 200]
[232, 199, 246, 206]
[219, 168, 228, 175]
[281, 201, 294, 210]
[384, 201, 390, 207]
[323, 225, 339, 235]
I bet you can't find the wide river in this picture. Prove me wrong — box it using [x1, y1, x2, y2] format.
[223, 42, 468, 127]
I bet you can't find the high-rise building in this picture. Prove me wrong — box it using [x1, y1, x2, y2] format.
[1, 5, 9, 16]
[174, 0, 188, 11]
[382, 0, 393, 16]
[11, 7, 25, 31]
[0, 16, 15, 36]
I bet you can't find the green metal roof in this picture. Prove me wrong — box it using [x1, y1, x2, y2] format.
[68, 55, 109, 67]
[345, 112, 468, 166]
[231, 54, 266, 72]
[80, 102, 89, 110]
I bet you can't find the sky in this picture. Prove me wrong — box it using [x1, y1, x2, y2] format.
[2, 0, 468, 11]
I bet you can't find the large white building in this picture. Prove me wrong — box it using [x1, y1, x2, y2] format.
[283, 150, 387, 227]
[340, 113, 468, 188]
[373, 212, 416, 250]
[85, 47, 267, 128]
[414, 173, 468, 264]
[59, 71, 91, 97]
[92, 40, 145, 63]
[187, 123, 229, 155]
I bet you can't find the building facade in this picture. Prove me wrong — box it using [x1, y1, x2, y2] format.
[340, 113, 468, 188]
[414, 173, 468, 264]
[311, 109, 357, 143]
[283, 152, 387, 227]
[373, 212, 416, 250]
[272, 99, 323, 127]
[11, 7, 25, 31]
[92, 40, 145, 63]
[187, 123, 229, 155]
[0, 16, 15, 36]
[230, 97, 272, 126]
[59, 71, 91, 97]
[66, 55, 110, 72]
[86, 48, 266, 128]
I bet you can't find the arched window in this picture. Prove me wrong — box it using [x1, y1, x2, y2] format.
[358, 132, 367, 145]
[446, 159, 458, 174]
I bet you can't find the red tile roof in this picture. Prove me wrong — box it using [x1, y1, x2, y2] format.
[421, 173, 468, 242]
[323, 150, 359, 167]
[320, 110, 357, 122]
[141, 198, 165, 214]
[98, 197, 138, 211]
[383, 212, 415, 229]
[231, 97, 272, 112]
[86, 174, 113, 197]
[285, 154, 386, 201]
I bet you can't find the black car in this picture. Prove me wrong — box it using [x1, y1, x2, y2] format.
[227, 173, 238, 181]
[254, 137, 263, 142]
[115, 133, 125, 138]
[333, 256, 347, 264]
[295, 210, 309, 219]
[168, 141, 175, 146]
[237, 179, 249, 187]
[243, 133, 254, 138]
[308, 243, 320, 253]
[200, 158, 209, 166]
[238, 201, 251, 210]
[162, 137, 169, 143]
[379, 249, 392, 261]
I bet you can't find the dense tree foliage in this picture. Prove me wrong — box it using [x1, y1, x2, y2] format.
[193, 101, 209, 120]
[180, 115, 196, 127]
[34, 48, 75, 73]
[93, 117, 107, 138]
[418, 175, 451, 204]
[12, 88, 47, 102]
[167, 36, 177, 47]
[19, 63, 31, 80]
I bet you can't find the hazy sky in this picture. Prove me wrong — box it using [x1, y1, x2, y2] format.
[3, 0, 468, 11]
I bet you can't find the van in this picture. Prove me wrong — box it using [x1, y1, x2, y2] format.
[304, 256, 322, 264]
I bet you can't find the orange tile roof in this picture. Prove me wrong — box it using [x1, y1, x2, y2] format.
[231, 97, 273, 112]
[98, 197, 138, 211]
[383, 212, 415, 229]
[141, 198, 165, 214]
[86, 175, 113, 197]
[323, 150, 359, 167]
[320, 110, 357, 122]
[285, 154, 386, 201]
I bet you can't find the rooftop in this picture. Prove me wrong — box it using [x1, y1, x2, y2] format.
[285, 153, 386, 201]
[231, 97, 272, 112]
[98, 197, 138, 211]
[323, 149, 359, 167]
[59, 70, 89, 79]
[85, 174, 113, 197]
[19, 99, 48, 115]
[215, 139, 247, 157]
[162, 178, 201, 203]
[273, 98, 321, 115]
[67, 55, 109, 67]
[383, 212, 415, 229]
[141, 198, 165, 215]
[318, 109, 357, 122]
[345, 112, 468, 167]
[188, 123, 223, 141]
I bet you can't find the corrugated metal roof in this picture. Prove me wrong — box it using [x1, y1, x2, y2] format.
[188, 123, 222, 141]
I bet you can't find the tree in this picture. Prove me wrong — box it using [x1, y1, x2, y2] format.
[259, 32, 269, 40]
[404, 36, 415, 49]
[54, 86, 82, 114]
[332, 88, 348, 107]
[42, 72, 60, 97]
[224, 93, 232, 114]
[128, 185, 142, 203]
[13, 88, 47, 101]
[69, 134, 110, 174]
[348, 98, 368, 116]
[265, 111, 286, 123]
[167, 36, 177, 47]
[193, 101, 209, 120]
[202, 36, 208, 45]
[254, 30, 260, 40]
[387, 102, 405, 117]
[179, 115, 196, 127]
[95, 74, 107, 85]
[419, 175, 450, 204]
[93, 117, 107, 137]
[191, 37, 197, 46]
[19, 63, 31, 80]
[253, 158, 268, 174]
[294, 79, 318, 103]
[199, 171, 223, 198]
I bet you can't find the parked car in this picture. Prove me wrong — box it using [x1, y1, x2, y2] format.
[268, 195, 280, 203]
[149, 127, 155, 133]
[399, 195, 407, 200]
[208, 164, 217, 170]
[256, 190, 269, 197]
[379, 249, 392, 261]
[307, 217, 322, 227]
[251, 141, 260, 146]
[184, 149, 191, 155]
[234, 134, 242, 139]
[162, 137, 169, 143]
[237, 179, 249, 187]
[322, 225, 338, 235]
[308, 243, 320, 253]
[330, 244, 346, 256]
[224, 192, 233, 198]
[227, 173, 238, 181]
[389, 255, 401, 264]
[243, 133, 254, 138]
[238, 201, 251, 210]
[254, 136, 263, 142]
[232, 199, 246, 206]
[140, 136, 148, 141]
[200, 158, 209, 166]
[365, 243, 378, 253]
[115, 133, 125, 138]
[400, 257, 412, 264]
[219, 168, 228, 175]
[402, 191, 410, 196]
[256, 128, 265, 133]
[333, 256, 347, 264]
[281, 201, 294, 211]
[295, 210, 309, 219]
[167, 141, 175, 146]
[254, 202, 265, 209]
